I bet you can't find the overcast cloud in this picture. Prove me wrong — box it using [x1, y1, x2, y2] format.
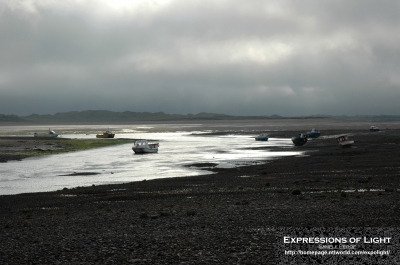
[1, 0, 399, 116]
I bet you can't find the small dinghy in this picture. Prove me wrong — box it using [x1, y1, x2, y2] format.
[255, 133, 269, 141]
[96, 129, 115, 138]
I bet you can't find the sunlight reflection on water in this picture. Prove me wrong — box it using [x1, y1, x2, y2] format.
[0, 132, 301, 195]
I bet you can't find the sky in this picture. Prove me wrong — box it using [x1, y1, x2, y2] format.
[1, 0, 400, 116]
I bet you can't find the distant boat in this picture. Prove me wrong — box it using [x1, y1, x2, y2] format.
[370, 126, 379, 132]
[132, 140, 159, 154]
[34, 128, 58, 138]
[255, 133, 269, 141]
[336, 135, 354, 147]
[306, 128, 321, 138]
[292, 134, 308, 146]
[96, 130, 115, 138]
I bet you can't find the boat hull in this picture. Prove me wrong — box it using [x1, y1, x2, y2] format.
[34, 134, 58, 138]
[96, 134, 115, 138]
[132, 147, 158, 154]
[292, 137, 307, 146]
[339, 141, 354, 147]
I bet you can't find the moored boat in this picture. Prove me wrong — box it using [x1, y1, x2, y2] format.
[96, 130, 115, 138]
[132, 139, 159, 154]
[306, 128, 321, 138]
[292, 134, 308, 146]
[34, 128, 58, 138]
[255, 133, 269, 141]
[336, 135, 354, 147]
[370, 126, 379, 132]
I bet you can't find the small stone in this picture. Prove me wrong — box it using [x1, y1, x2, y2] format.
[160, 211, 170, 217]
[292, 190, 301, 195]
[186, 210, 197, 216]
[241, 200, 250, 205]
[139, 213, 148, 219]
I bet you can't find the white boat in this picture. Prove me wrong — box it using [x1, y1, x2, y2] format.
[336, 135, 354, 147]
[370, 126, 379, 132]
[132, 140, 159, 154]
[255, 133, 269, 141]
[34, 128, 58, 138]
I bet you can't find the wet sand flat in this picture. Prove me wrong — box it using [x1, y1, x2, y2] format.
[0, 137, 136, 163]
[0, 121, 399, 264]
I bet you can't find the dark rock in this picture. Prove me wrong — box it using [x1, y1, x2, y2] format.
[291, 190, 301, 195]
[139, 213, 148, 219]
[186, 210, 197, 216]
[160, 211, 171, 217]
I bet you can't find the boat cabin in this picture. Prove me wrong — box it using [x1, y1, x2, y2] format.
[336, 135, 354, 146]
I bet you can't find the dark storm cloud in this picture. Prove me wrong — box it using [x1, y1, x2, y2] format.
[0, 0, 399, 116]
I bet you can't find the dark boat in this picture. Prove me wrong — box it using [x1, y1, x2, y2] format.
[96, 130, 115, 138]
[292, 134, 308, 146]
[255, 133, 269, 141]
[306, 128, 320, 138]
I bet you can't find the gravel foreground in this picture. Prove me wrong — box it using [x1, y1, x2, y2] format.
[1, 129, 399, 264]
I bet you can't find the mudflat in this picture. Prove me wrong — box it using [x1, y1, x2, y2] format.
[0, 123, 399, 264]
[0, 137, 135, 163]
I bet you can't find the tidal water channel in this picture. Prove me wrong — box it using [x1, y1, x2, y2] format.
[1, 128, 302, 195]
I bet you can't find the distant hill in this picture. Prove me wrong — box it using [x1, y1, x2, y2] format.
[1, 110, 399, 123]
[0, 114, 26, 122]
[0, 110, 285, 123]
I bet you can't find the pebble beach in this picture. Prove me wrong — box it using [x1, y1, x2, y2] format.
[0, 123, 399, 264]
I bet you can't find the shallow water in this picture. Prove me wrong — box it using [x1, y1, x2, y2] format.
[0, 132, 301, 195]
